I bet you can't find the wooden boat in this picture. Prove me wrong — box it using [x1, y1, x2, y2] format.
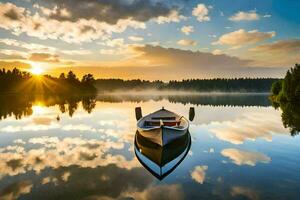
[136, 107, 190, 146]
[134, 131, 191, 180]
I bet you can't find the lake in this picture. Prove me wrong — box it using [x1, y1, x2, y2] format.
[0, 93, 299, 200]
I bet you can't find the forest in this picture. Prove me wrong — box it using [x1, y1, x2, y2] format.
[271, 64, 300, 136]
[95, 78, 280, 92]
[0, 68, 96, 94]
[0, 68, 280, 93]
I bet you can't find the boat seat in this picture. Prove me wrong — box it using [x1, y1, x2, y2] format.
[144, 120, 181, 127]
[151, 117, 176, 120]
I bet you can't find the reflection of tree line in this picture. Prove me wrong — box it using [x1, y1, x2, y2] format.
[0, 94, 96, 120]
[96, 94, 271, 107]
[271, 64, 300, 136]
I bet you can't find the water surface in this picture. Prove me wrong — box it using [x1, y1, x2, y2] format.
[0, 94, 299, 200]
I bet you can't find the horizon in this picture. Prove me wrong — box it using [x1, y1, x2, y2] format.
[0, 0, 299, 80]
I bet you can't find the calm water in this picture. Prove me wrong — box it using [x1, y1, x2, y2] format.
[0, 94, 299, 200]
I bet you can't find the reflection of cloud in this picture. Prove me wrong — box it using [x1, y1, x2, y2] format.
[0, 180, 33, 200]
[122, 184, 184, 200]
[191, 165, 208, 184]
[32, 117, 53, 125]
[0, 123, 60, 132]
[221, 148, 271, 166]
[31, 164, 154, 200]
[62, 124, 96, 132]
[231, 186, 260, 200]
[0, 137, 137, 179]
[209, 109, 288, 144]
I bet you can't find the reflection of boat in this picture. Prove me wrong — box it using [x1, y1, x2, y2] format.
[134, 131, 191, 180]
[136, 108, 190, 146]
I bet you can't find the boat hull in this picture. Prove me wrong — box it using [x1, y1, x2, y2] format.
[137, 126, 188, 146]
[134, 131, 191, 180]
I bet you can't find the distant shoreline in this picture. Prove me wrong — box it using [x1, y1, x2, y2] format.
[98, 91, 271, 96]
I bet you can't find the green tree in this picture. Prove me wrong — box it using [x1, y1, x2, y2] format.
[271, 80, 282, 95]
[67, 71, 77, 81]
[81, 74, 95, 85]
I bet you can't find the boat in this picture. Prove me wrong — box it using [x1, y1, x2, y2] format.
[136, 107, 193, 146]
[134, 130, 191, 180]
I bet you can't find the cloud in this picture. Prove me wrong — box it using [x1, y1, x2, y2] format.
[181, 25, 194, 35]
[0, 49, 27, 60]
[103, 38, 125, 47]
[250, 39, 300, 53]
[248, 39, 300, 67]
[0, 38, 92, 57]
[37, 0, 179, 24]
[229, 11, 260, 21]
[263, 14, 271, 18]
[46, 44, 287, 80]
[214, 29, 275, 47]
[221, 148, 271, 166]
[155, 10, 186, 24]
[192, 4, 211, 22]
[191, 165, 208, 184]
[0, 61, 31, 70]
[0, 2, 25, 21]
[131, 45, 250, 70]
[231, 186, 260, 200]
[128, 36, 144, 42]
[0, 38, 56, 53]
[29, 53, 60, 63]
[0, 2, 146, 43]
[177, 39, 197, 46]
[60, 50, 92, 55]
[212, 49, 223, 55]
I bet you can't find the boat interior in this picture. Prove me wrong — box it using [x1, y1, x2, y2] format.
[144, 116, 181, 127]
[141, 109, 188, 128]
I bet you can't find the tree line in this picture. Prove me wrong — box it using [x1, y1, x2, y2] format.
[271, 63, 300, 102]
[271, 64, 300, 136]
[95, 78, 280, 92]
[0, 68, 96, 94]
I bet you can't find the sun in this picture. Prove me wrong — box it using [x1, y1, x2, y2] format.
[30, 64, 44, 75]
[31, 66, 44, 75]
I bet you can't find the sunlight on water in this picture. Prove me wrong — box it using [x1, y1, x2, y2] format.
[0, 94, 299, 200]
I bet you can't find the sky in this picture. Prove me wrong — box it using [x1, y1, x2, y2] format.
[0, 0, 299, 80]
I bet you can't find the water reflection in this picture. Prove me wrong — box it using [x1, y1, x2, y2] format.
[0, 94, 96, 120]
[134, 131, 191, 180]
[0, 94, 299, 199]
[97, 93, 271, 107]
[272, 101, 300, 136]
